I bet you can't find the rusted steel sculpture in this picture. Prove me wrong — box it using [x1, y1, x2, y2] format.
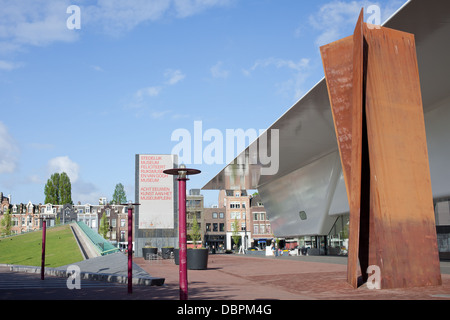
[320, 10, 442, 289]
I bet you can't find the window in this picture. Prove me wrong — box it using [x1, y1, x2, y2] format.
[254, 225, 259, 234]
[206, 223, 211, 231]
[230, 202, 240, 209]
[254, 213, 259, 221]
[85, 207, 90, 213]
[121, 219, 126, 227]
[230, 212, 240, 219]
[219, 223, 224, 232]
[213, 223, 218, 232]
[219, 212, 224, 219]
[260, 213, 265, 221]
[260, 224, 265, 234]
[235, 192, 240, 197]
[212, 212, 218, 219]
[112, 219, 116, 227]
[106, 209, 111, 217]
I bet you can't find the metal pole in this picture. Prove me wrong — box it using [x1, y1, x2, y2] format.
[128, 206, 133, 294]
[41, 219, 46, 280]
[163, 164, 200, 301]
[178, 176, 188, 300]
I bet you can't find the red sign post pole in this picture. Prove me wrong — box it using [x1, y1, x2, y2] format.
[163, 164, 200, 301]
[123, 203, 140, 294]
[41, 219, 46, 280]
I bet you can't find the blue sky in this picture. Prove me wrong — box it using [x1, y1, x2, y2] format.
[0, 0, 406, 207]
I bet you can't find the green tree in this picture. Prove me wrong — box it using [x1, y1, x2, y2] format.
[232, 218, 241, 252]
[44, 172, 72, 205]
[0, 208, 12, 236]
[112, 183, 127, 204]
[99, 213, 109, 239]
[190, 214, 201, 248]
[59, 172, 72, 205]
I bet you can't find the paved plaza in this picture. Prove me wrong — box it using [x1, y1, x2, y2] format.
[0, 253, 449, 301]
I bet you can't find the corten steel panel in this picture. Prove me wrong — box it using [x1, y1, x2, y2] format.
[321, 9, 442, 289]
[320, 34, 360, 288]
[348, 9, 367, 289]
[321, 9, 366, 289]
[320, 36, 354, 195]
[364, 25, 441, 288]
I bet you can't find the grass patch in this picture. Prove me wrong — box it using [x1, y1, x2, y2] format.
[0, 224, 83, 267]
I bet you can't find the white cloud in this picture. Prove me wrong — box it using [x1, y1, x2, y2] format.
[0, 0, 78, 50]
[173, 0, 233, 18]
[0, 60, 23, 71]
[0, 121, 19, 174]
[125, 68, 185, 118]
[84, 0, 171, 34]
[84, 0, 234, 35]
[135, 86, 163, 101]
[72, 180, 102, 205]
[210, 61, 229, 79]
[308, 0, 406, 47]
[150, 110, 172, 119]
[47, 156, 80, 183]
[164, 69, 186, 85]
[243, 57, 310, 100]
[245, 58, 310, 75]
[0, 0, 233, 53]
[91, 65, 104, 72]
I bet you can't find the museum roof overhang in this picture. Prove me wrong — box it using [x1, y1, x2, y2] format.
[202, 0, 450, 236]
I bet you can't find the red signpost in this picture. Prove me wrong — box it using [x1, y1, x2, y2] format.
[123, 203, 140, 294]
[41, 219, 46, 280]
[163, 164, 200, 300]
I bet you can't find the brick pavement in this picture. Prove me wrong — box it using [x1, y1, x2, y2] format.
[135, 254, 450, 300]
[0, 253, 449, 300]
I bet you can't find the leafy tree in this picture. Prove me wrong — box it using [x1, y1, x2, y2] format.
[190, 214, 201, 248]
[0, 208, 11, 236]
[232, 218, 241, 251]
[59, 173, 72, 205]
[112, 183, 127, 204]
[99, 213, 109, 239]
[44, 172, 72, 205]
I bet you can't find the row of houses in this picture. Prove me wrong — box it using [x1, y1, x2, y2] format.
[1, 190, 275, 253]
[187, 189, 274, 252]
[0, 192, 132, 249]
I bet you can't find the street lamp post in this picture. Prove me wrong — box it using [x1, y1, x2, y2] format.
[121, 202, 140, 294]
[163, 164, 200, 300]
[40, 215, 47, 280]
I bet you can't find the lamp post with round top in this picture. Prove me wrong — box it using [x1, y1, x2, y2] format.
[163, 164, 200, 300]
